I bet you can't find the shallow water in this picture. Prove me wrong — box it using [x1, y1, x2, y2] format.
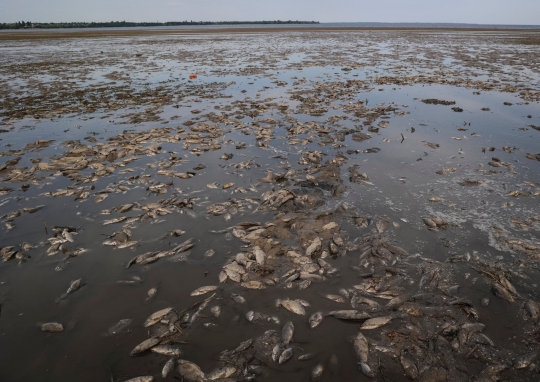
[1, 30, 540, 381]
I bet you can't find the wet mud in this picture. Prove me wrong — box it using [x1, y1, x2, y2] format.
[0, 29, 540, 381]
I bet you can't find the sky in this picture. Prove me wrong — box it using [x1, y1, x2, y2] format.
[1, 0, 539, 25]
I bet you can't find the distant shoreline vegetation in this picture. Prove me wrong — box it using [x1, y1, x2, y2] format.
[0, 20, 320, 29]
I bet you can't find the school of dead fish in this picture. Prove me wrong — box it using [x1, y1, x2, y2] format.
[0, 30, 540, 381]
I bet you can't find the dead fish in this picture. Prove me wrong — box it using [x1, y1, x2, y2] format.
[146, 286, 158, 302]
[223, 182, 235, 189]
[162, 357, 177, 378]
[322, 294, 346, 303]
[306, 237, 322, 257]
[103, 216, 127, 225]
[386, 294, 410, 309]
[279, 347, 294, 364]
[117, 240, 138, 249]
[298, 279, 312, 290]
[272, 344, 284, 362]
[359, 362, 375, 378]
[241, 280, 266, 290]
[207, 182, 219, 189]
[190, 285, 218, 296]
[309, 312, 324, 328]
[353, 332, 369, 363]
[151, 344, 182, 356]
[280, 299, 306, 315]
[525, 300, 540, 322]
[513, 351, 539, 369]
[41, 322, 64, 332]
[177, 359, 205, 382]
[231, 294, 246, 304]
[491, 283, 515, 303]
[328, 310, 371, 321]
[106, 318, 132, 335]
[360, 316, 393, 330]
[298, 353, 317, 361]
[400, 354, 419, 379]
[311, 364, 324, 380]
[206, 366, 237, 380]
[329, 354, 340, 375]
[253, 247, 266, 265]
[376, 217, 388, 233]
[61, 278, 83, 299]
[210, 305, 221, 318]
[130, 337, 160, 356]
[144, 307, 173, 327]
[234, 338, 253, 353]
[94, 194, 108, 203]
[125, 377, 153, 382]
[282, 321, 294, 344]
[352, 295, 380, 311]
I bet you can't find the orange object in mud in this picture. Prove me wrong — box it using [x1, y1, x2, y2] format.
[189, 73, 197, 79]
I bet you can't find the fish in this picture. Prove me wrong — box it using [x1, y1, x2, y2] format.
[223, 182, 235, 189]
[231, 294, 246, 304]
[125, 377, 153, 382]
[306, 237, 322, 257]
[353, 332, 369, 363]
[376, 217, 388, 233]
[103, 216, 127, 225]
[311, 364, 324, 380]
[359, 362, 375, 378]
[491, 283, 515, 303]
[210, 305, 221, 318]
[513, 351, 539, 369]
[233, 338, 253, 353]
[282, 321, 294, 345]
[253, 247, 266, 265]
[162, 358, 177, 378]
[525, 300, 540, 322]
[206, 366, 237, 380]
[298, 353, 317, 361]
[151, 344, 182, 356]
[41, 322, 63, 332]
[400, 354, 418, 379]
[309, 312, 324, 328]
[279, 347, 294, 364]
[298, 279, 312, 290]
[280, 299, 306, 315]
[272, 344, 284, 362]
[322, 294, 346, 303]
[61, 278, 83, 299]
[106, 318, 132, 335]
[177, 359, 205, 382]
[328, 310, 371, 321]
[144, 307, 173, 327]
[190, 285, 218, 296]
[130, 337, 160, 356]
[360, 316, 393, 330]
[386, 294, 410, 309]
[204, 249, 215, 257]
[146, 286, 158, 302]
[241, 281, 266, 290]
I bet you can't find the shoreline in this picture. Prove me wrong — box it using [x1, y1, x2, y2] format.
[1, 26, 540, 40]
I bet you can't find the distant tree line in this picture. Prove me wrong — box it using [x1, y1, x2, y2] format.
[0, 20, 319, 30]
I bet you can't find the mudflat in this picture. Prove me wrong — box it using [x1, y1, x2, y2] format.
[0, 28, 539, 381]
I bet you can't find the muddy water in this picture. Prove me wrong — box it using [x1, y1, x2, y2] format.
[1, 30, 540, 381]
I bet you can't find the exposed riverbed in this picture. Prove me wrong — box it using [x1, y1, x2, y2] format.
[0, 29, 540, 382]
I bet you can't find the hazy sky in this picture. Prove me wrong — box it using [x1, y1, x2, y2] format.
[1, 0, 539, 25]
